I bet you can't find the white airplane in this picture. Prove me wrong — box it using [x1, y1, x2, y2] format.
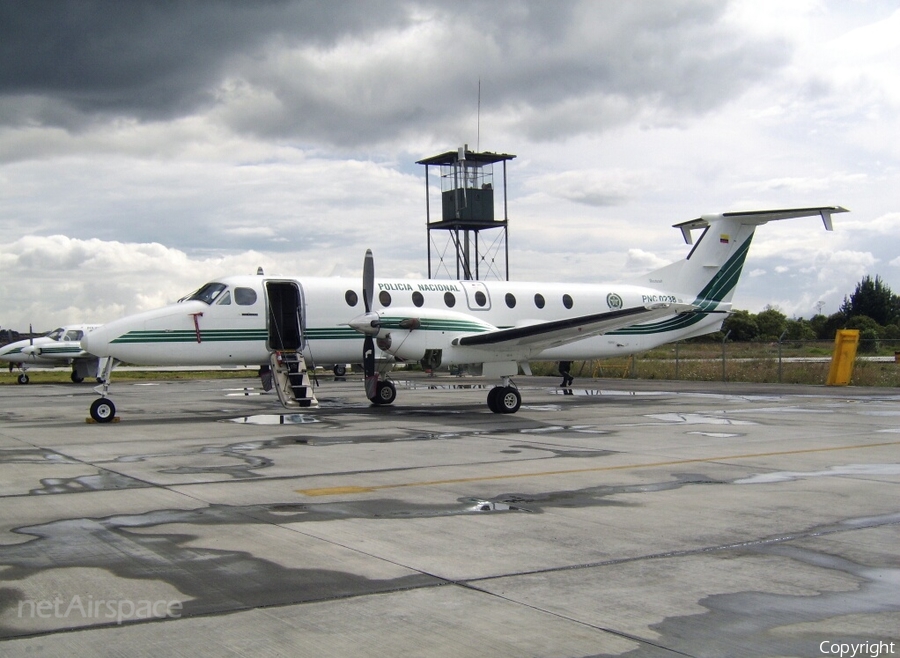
[0, 324, 103, 384]
[81, 206, 845, 423]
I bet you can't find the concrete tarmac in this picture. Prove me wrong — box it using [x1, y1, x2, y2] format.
[0, 373, 898, 657]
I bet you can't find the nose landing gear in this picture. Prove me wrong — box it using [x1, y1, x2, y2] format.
[88, 358, 119, 424]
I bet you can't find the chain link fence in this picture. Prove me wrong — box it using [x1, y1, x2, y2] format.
[539, 339, 900, 387]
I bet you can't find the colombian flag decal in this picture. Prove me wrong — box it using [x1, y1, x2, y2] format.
[720, 234, 730, 244]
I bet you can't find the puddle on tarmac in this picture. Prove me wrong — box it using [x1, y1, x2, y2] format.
[228, 414, 321, 425]
[735, 463, 900, 484]
[550, 389, 669, 397]
[519, 425, 610, 435]
[225, 388, 265, 398]
[0, 449, 79, 465]
[463, 499, 530, 513]
[31, 472, 149, 495]
[596, 532, 900, 657]
[687, 431, 743, 438]
[644, 413, 757, 425]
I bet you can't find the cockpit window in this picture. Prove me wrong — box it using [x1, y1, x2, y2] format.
[234, 287, 258, 306]
[65, 330, 84, 341]
[216, 291, 232, 305]
[185, 283, 228, 305]
[47, 328, 64, 341]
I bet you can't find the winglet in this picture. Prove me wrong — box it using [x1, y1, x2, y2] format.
[820, 207, 843, 231]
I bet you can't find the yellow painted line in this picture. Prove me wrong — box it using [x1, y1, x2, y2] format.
[295, 439, 900, 497]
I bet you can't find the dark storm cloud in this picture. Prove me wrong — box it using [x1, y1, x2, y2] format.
[0, 1, 791, 145]
[0, 0, 410, 125]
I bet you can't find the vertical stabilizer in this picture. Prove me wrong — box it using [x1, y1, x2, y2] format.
[635, 206, 845, 308]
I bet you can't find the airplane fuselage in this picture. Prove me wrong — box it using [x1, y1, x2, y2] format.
[83, 275, 723, 368]
[77, 206, 846, 420]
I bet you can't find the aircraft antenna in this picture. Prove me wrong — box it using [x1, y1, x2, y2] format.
[476, 78, 481, 152]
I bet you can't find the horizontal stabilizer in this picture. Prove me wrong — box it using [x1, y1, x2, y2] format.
[673, 206, 847, 244]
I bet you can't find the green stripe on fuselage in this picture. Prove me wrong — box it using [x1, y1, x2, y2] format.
[110, 329, 269, 344]
[611, 235, 752, 336]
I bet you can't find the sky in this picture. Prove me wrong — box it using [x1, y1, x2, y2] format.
[2, 0, 899, 331]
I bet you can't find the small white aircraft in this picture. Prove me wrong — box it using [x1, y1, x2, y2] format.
[0, 324, 103, 384]
[81, 206, 845, 422]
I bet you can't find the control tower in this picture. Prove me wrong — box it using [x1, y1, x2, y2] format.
[417, 146, 516, 280]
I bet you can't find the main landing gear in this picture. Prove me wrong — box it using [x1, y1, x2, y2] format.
[369, 379, 397, 406]
[487, 378, 521, 414]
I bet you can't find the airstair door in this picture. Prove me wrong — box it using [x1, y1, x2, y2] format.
[265, 281, 305, 352]
[264, 280, 317, 408]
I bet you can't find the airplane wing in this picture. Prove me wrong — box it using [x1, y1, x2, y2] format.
[452, 303, 696, 351]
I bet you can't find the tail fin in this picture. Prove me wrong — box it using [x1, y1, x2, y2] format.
[636, 206, 846, 309]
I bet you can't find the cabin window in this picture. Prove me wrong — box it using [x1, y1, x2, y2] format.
[412, 291, 424, 307]
[216, 291, 232, 305]
[235, 287, 258, 306]
[505, 293, 516, 308]
[475, 291, 487, 307]
[345, 290, 359, 307]
[444, 292, 456, 308]
[534, 293, 545, 309]
[188, 282, 227, 305]
[379, 291, 392, 307]
[563, 294, 573, 309]
[65, 330, 84, 341]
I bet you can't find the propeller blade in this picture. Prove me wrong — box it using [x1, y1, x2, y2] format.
[29, 324, 33, 346]
[364, 335, 377, 399]
[363, 249, 374, 313]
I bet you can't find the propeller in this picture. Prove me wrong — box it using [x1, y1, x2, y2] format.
[361, 250, 378, 400]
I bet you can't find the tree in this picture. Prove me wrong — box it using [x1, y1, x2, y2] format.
[722, 310, 758, 341]
[784, 317, 816, 341]
[816, 312, 848, 340]
[846, 315, 882, 353]
[840, 275, 900, 326]
[756, 306, 787, 340]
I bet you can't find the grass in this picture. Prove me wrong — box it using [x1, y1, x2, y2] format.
[531, 339, 900, 387]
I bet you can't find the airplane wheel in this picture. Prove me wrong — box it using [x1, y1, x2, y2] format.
[71, 372, 84, 383]
[497, 386, 521, 414]
[371, 381, 396, 405]
[333, 364, 347, 377]
[17, 373, 29, 385]
[487, 387, 502, 413]
[90, 397, 116, 423]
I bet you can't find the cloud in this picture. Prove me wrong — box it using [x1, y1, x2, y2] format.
[0, 1, 792, 149]
[0, 1, 898, 330]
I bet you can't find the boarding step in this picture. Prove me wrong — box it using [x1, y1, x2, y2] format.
[269, 351, 318, 409]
